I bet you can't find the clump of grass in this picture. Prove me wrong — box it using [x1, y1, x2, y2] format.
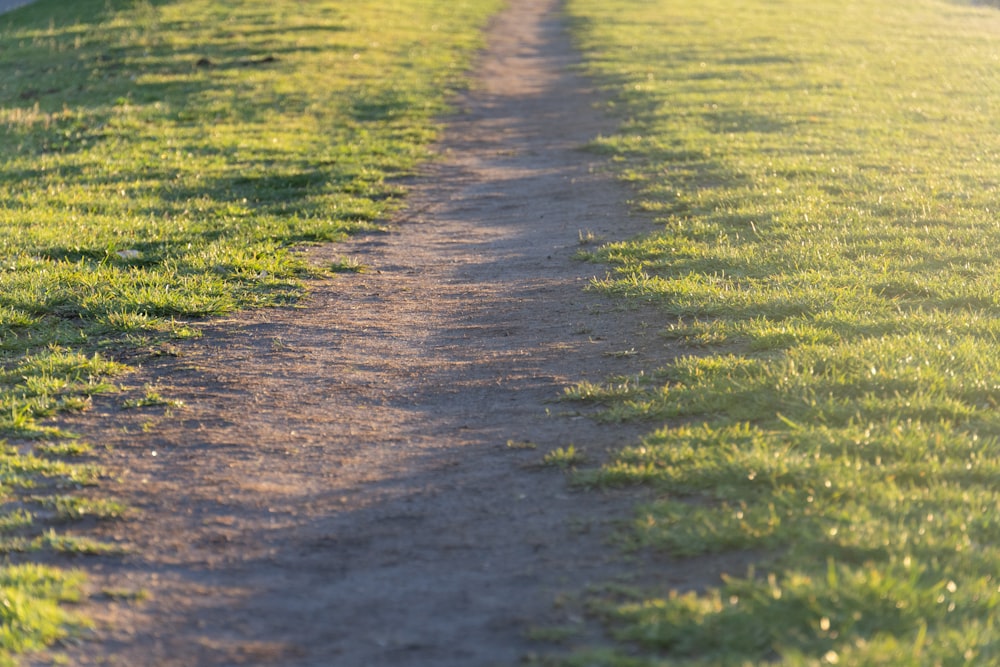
[36, 530, 125, 557]
[121, 386, 184, 410]
[507, 439, 538, 450]
[562, 373, 653, 413]
[564, 0, 1000, 663]
[329, 257, 369, 274]
[30, 441, 92, 459]
[542, 445, 586, 469]
[34, 495, 128, 521]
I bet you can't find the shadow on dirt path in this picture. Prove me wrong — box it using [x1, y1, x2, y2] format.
[28, 1, 736, 665]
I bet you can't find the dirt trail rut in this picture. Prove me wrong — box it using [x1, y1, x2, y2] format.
[44, 1, 679, 665]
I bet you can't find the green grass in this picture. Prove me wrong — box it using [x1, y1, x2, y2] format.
[121, 385, 184, 409]
[562, 0, 1000, 664]
[0, 564, 87, 663]
[543, 445, 587, 469]
[0, 0, 501, 659]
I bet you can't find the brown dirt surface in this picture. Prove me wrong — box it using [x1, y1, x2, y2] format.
[23, 1, 730, 665]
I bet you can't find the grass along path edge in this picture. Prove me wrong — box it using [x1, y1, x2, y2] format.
[0, 0, 501, 659]
[560, 0, 1000, 664]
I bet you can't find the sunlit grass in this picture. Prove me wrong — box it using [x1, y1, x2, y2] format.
[0, 0, 501, 658]
[564, 0, 1000, 664]
[0, 564, 88, 661]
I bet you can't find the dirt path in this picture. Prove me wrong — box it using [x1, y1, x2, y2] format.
[39, 1, 682, 665]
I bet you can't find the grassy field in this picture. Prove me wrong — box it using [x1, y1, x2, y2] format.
[0, 0, 499, 659]
[562, 0, 1000, 664]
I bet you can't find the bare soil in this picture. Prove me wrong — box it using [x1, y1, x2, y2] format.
[25, 1, 727, 665]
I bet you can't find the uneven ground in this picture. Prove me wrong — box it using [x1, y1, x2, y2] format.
[24, 0, 712, 665]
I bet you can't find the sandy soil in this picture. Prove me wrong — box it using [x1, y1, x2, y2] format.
[25, 1, 719, 665]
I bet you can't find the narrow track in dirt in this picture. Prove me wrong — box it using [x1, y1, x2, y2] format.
[39, 1, 691, 665]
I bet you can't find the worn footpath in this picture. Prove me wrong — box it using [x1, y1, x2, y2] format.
[35, 1, 689, 665]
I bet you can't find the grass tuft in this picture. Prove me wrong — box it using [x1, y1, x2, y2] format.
[542, 445, 586, 469]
